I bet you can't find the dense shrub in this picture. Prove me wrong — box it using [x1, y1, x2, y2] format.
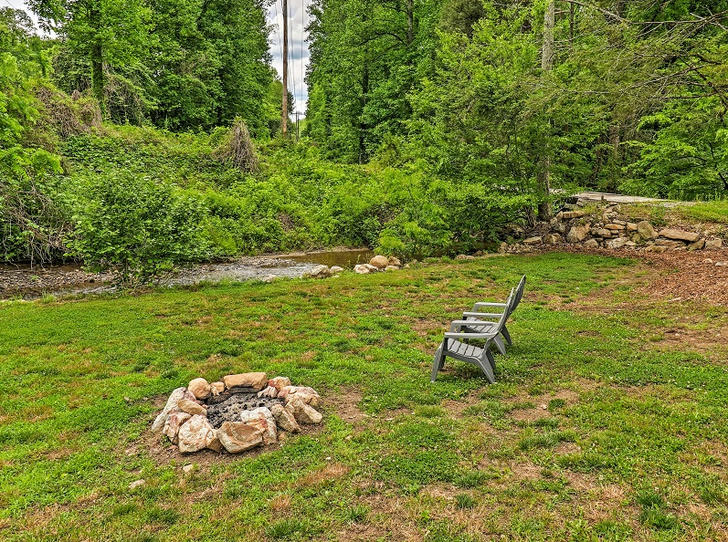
[68, 172, 206, 285]
[4, 125, 536, 278]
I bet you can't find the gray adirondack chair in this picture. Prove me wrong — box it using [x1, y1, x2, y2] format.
[431, 289, 513, 383]
[460, 275, 526, 348]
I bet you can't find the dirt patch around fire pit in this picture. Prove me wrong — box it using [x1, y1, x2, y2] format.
[129, 416, 326, 467]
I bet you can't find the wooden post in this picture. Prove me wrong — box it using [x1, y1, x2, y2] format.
[282, 0, 289, 137]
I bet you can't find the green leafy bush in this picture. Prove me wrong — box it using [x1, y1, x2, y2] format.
[68, 172, 207, 285]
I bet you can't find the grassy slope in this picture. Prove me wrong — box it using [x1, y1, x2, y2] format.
[2, 253, 728, 541]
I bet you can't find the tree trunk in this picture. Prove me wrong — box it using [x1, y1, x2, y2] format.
[89, 6, 105, 118]
[406, 0, 414, 45]
[359, 57, 369, 163]
[538, 0, 555, 221]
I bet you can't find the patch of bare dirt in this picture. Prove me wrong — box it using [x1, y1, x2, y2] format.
[336, 388, 365, 423]
[509, 462, 543, 480]
[441, 391, 482, 418]
[334, 489, 424, 541]
[296, 462, 350, 488]
[561, 471, 630, 523]
[510, 406, 550, 422]
[558, 246, 728, 306]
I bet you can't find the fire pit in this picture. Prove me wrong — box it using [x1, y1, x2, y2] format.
[151, 372, 322, 454]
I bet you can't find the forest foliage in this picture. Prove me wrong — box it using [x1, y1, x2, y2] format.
[1, 1, 727, 280]
[306, 0, 728, 200]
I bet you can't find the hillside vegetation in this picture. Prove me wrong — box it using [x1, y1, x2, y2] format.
[2, 2, 727, 280]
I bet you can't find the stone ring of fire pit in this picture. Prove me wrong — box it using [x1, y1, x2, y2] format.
[151, 373, 322, 453]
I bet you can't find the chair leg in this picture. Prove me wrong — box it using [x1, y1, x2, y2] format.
[485, 348, 496, 371]
[431, 344, 445, 382]
[501, 325, 512, 346]
[493, 335, 506, 355]
[478, 352, 495, 384]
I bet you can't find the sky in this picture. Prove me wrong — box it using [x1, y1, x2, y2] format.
[4, 0, 311, 113]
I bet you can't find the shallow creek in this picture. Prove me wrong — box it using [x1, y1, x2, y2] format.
[0, 248, 374, 299]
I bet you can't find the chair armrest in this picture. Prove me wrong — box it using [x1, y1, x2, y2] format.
[463, 311, 504, 318]
[473, 302, 507, 309]
[445, 332, 495, 339]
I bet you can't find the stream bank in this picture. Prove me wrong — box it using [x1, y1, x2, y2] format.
[0, 248, 374, 300]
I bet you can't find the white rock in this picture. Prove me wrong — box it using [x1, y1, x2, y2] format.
[268, 376, 292, 391]
[163, 410, 191, 444]
[606, 237, 628, 249]
[129, 479, 146, 490]
[187, 378, 211, 400]
[240, 407, 278, 445]
[178, 398, 207, 416]
[210, 381, 225, 395]
[354, 264, 378, 274]
[330, 266, 344, 273]
[369, 255, 389, 268]
[223, 372, 268, 390]
[217, 421, 263, 453]
[286, 397, 323, 424]
[278, 386, 320, 407]
[257, 386, 278, 398]
[305, 265, 331, 279]
[270, 403, 300, 433]
[177, 415, 216, 453]
[152, 388, 193, 432]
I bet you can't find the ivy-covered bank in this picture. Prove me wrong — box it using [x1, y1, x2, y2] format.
[2, 125, 531, 280]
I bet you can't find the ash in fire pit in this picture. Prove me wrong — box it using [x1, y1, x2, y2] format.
[151, 372, 322, 454]
[206, 389, 284, 428]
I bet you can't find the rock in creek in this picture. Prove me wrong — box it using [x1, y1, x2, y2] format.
[369, 255, 389, 269]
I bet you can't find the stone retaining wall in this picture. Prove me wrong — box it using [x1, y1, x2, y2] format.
[507, 199, 724, 254]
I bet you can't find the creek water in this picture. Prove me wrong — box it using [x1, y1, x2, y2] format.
[0, 248, 375, 300]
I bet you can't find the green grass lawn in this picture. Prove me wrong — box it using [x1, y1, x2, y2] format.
[2, 253, 728, 541]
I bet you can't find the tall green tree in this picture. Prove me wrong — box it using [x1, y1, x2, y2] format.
[305, 0, 440, 162]
[147, 0, 274, 133]
[28, 0, 151, 118]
